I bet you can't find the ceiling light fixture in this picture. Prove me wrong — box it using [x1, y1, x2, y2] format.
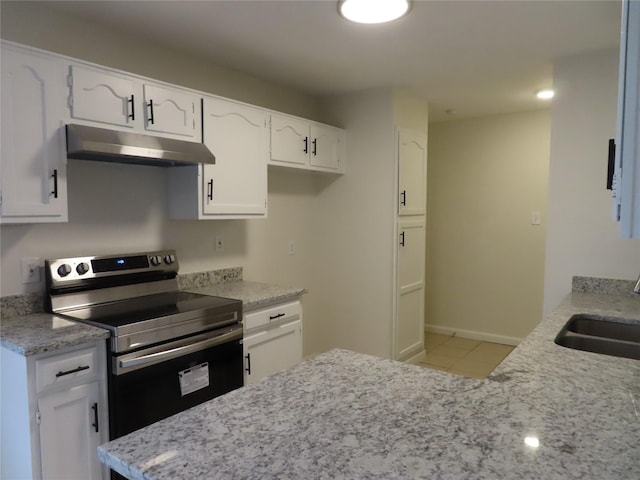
[338, 0, 411, 24]
[536, 89, 555, 100]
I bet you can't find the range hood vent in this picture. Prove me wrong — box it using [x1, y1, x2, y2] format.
[66, 124, 215, 167]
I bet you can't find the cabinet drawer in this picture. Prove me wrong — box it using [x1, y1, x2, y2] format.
[36, 346, 98, 393]
[244, 300, 301, 331]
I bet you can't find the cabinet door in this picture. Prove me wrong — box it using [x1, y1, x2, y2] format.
[396, 220, 426, 360]
[143, 84, 200, 139]
[38, 382, 102, 480]
[243, 321, 302, 385]
[397, 287, 425, 361]
[0, 46, 68, 222]
[270, 114, 309, 166]
[615, 0, 640, 238]
[201, 97, 268, 216]
[310, 124, 345, 172]
[398, 128, 427, 216]
[70, 65, 141, 129]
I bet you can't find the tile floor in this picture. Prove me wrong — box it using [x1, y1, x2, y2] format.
[418, 333, 515, 379]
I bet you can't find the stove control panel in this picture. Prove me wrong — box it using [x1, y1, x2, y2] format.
[45, 250, 180, 287]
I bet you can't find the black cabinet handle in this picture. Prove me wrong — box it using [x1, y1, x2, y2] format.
[400, 231, 405, 247]
[245, 353, 251, 375]
[147, 100, 155, 125]
[207, 179, 214, 201]
[269, 313, 285, 320]
[303, 137, 308, 154]
[51, 170, 58, 199]
[312, 138, 317, 156]
[91, 403, 99, 433]
[400, 190, 406, 206]
[128, 94, 135, 121]
[606, 138, 615, 190]
[55, 365, 90, 377]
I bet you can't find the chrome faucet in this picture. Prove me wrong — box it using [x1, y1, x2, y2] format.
[635, 274, 640, 294]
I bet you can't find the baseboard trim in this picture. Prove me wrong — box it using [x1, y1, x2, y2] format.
[401, 349, 427, 364]
[424, 324, 522, 347]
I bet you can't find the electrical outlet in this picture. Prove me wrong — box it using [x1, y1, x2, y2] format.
[215, 235, 224, 252]
[531, 211, 542, 225]
[288, 240, 296, 255]
[21, 257, 41, 284]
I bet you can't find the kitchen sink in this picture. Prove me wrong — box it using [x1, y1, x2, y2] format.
[554, 314, 640, 361]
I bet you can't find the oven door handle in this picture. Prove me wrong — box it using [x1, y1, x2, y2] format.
[118, 327, 242, 372]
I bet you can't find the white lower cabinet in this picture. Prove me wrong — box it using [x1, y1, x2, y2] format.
[1, 342, 108, 480]
[396, 219, 426, 361]
[243, 300, 303, 385]
[38, 382, 102, 480]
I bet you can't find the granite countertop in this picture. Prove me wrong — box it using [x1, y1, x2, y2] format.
[185, 280, 306, 311]
[0, 272, 303, 356]
[98, 291, 640, 479]
[0, 313, 110, 356]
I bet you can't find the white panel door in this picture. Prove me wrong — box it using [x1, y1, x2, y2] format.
[270, 114, 309, 166]
[143, 84, 200, 139]
[0, 46, 67, 221]
[396, 219, 426, 360]
[397, 288, 425, 359]
[310, 123, 344, 172]
[70, 65, 141, 129]
[243, 321, 303, 385]
[38, 382, 102, 480]
[398, 220, 426, 293]
[201, 97, 268, 216]
[398, 128, 427, 216]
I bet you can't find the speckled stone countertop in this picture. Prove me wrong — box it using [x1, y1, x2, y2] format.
[185, 280, 306, 311]
[0, 313, 110, 356]
[98, 291, 640, 479]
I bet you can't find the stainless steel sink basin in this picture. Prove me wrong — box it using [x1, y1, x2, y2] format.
[554, 314, 640, 360]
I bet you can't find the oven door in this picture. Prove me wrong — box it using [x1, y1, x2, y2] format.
[108, 324, 243, 439]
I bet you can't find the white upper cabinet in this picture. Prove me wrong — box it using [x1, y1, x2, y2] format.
[0, 43, 68, 223]
[270, 113, 345, 173]
[613, 0, 640, 238]
[270, 115, 309, 166]
[168, 96, 268, 219]
[398, 128, 427, 216]
[69, 65, 201, 141]
[143, 84, 199, 138]
[69, 65, 141, 129]
[310, 123, 344, 171]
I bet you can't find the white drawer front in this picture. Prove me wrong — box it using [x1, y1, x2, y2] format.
[244, 300, 301, 332]
[36, 346, 97, 393]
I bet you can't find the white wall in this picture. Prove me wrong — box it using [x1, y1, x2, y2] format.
[426, 110, 550, 343]
[314, 88, 428, 359]
[312, 89, 396, 358]
[544, 49, 640, 314]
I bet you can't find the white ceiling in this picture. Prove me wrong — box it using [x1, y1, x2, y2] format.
[40, 0, 622, 122]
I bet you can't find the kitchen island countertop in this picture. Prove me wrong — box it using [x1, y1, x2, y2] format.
[98, 291, 639, 479]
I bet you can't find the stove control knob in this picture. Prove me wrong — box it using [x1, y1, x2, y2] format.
[164, 254, 176, 264]
[150, 255, 162, 266]
[57, 264, 72, 277]
[76, 262, 90, 275]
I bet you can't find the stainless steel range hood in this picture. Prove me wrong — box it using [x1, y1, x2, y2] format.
[66, 124, 215, 167]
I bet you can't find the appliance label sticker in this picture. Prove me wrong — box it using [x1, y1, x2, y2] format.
[178, 363, 209, 396]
